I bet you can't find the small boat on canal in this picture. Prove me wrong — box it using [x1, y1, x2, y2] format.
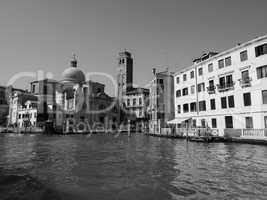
[189, 135, 215, 143]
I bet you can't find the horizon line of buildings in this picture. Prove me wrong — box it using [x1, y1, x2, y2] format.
[1, 33, 267, 137]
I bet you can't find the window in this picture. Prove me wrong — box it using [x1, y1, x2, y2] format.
[211, 118, 217, 128]
[201, 119, 206, 127]
[241, 70, 249, 81]
[139, 98, 142, 105]
[256, 65, 267, 79]
[192, 120, 197, 128]
[243, 93, 251, 106]
[219, 76, 225, 87]
[210, 99, 216, 110]
[190, 102, 196, 112]
[208, 80, 215, 91]
[177, 105, 181, 113]
[221, 97, 227, 109]
[183, 74, 187, 81]
[197, 83, 205, 92]
[43, 85, 47, 95]
[18, 114, 21, 119]
[219, 75, 233, 88]
[182, 88, 188, 96]
[191, 85, 195, 94]
[208, 63, 213, 72]
[199, 101, 206, 111]
[264, 116, 267, 128]
[133, 98, 136, 106]
[245, 117, 253, 128]
[226, 75, 233, 86]
[176, 90, 181, 97]
[228, 95, 235, 108]
[262, 90, 267, 104]
[198, 67, 203, 76]
[225, 116, 233, 128]
[190, 71, 194, 79]
[127, 99, 130, 106]
[158, 79, 164, 84]
[218, 59, 224, 69]
[225, 56, 232, 67]
[255, 43, 267, 57]
[183, 104, 189, 113]
[176, 77, 180, 84]
[240, 50, 248, 61]
[32, 85, 36, 93]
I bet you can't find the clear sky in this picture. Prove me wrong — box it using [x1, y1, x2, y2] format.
[1, 0, 267, 95]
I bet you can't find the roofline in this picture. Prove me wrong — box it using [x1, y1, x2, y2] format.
[30, 79, 59, 84]
[174, 34, 267, 76]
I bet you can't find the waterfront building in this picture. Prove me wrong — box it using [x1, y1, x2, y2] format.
[30, 78, 61, 126]
[123, 87, 150, 131]
[171, 34, 267, 137]
[148, 68, 175, 134]
[0, 86, 9, 125]
[55, 56, 119, 133]
[116, 51, 150, 130]
[117, 51, 133, 104]
[17, 100, 38, 128]
[8, 91, 38, 127]
[0, 86, 26, 126]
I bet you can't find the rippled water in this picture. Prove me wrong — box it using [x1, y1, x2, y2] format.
[0, 133, 267, 200]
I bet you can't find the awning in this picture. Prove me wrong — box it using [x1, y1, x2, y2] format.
[167, 117, 192, 124]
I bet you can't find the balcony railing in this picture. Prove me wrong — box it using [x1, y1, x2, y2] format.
[217, 82, 235, 92]
[241, 129, 267, 138]
[238, 78, 252, 88]
[206, 86, 216, 94]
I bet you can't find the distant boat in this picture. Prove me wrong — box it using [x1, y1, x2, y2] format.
[189, 136, 214, 143]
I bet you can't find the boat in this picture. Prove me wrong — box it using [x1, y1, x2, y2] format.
[189, 135, 214, 143]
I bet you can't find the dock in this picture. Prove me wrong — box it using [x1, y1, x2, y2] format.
[145, 133, 267, 145]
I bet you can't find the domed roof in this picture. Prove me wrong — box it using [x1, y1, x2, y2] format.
[61, 67, 86, 84]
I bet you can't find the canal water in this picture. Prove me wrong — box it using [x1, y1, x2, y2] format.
[0, 133, 266, 200]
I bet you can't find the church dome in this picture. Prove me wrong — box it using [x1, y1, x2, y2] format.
[62, 67, 86, 84]
[61, 55, 86, 84]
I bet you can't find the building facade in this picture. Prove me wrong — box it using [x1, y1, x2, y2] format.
[30, 79, 60, 126]
[55, 56, 120, 133]
[17, 100, 38, 128]
[0, 86, 9, 125]
[117, 51, 133, 104]
[124, 87, 150, 131]
[8, 91, 38, 127]
[148, 68, 174, 134]
[172, 35, 267, 137]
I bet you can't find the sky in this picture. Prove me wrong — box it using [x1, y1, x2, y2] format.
[1, 0, 267, 96]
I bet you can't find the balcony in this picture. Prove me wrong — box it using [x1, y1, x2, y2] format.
[238, 78, 252, 88]
[217, 82, 235, 92]
[206, 86, 216, 94]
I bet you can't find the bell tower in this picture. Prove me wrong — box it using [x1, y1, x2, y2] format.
[117, 51, 133, 102]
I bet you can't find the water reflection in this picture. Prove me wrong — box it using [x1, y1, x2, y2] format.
[0, 134, 266, 200]
[0, 134, 37, 171]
